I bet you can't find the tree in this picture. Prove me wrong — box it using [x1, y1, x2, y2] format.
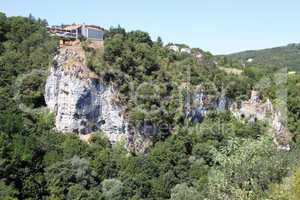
[207, 137, 290, 200]
[0, 181, 18, 200]
[127, 31, 153, 46]
[67, 184, 103, 200]
[267, 164, 300, 200]
[105, 25, 126, 39]
[0, 12, 7, 43]
[156, 36, 163, 47]
[170, 183, 202, 200]
[45, 156, 99, 199]
[101, 179, 124, 200]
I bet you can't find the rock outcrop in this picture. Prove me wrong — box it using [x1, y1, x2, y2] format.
[186, 91, 208, 123]
[45, 45, 128, 143]
[185, 89, 231, 123]
[186, 89, 291, 150]
[231, 90, 291, 150]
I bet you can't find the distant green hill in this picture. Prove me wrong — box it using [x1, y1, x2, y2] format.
[224, 43, 300, 71]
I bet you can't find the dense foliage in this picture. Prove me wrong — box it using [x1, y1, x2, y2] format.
[0, 13, 300, 200]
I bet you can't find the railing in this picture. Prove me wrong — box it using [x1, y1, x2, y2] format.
[48, 28, 77, 39]
[54, 32, 77, 39]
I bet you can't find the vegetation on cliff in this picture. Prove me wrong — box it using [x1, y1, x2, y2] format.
[0, 13, 300, 200]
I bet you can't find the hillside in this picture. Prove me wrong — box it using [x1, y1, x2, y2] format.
[224, 43, 300, 71]
[1, 12, 300, 200]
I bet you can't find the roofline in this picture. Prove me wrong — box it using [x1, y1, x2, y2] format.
[84, 25, 105, 31]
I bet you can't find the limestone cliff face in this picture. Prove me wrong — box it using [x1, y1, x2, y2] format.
[231, 90, 291, 150]
[45, 46, 128, 143]
[185, 90, 231, 123]
[45, 45, 291, 152]
[186, 89, 291, 150]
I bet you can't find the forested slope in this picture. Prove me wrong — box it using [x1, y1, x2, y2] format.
[0, 13, 300, 200]
[224, 43, 300, 71]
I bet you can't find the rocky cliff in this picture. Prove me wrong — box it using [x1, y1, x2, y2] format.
[185, 89, 231, 123]
[45, 44, 291, 152]
[186, 89, 291, 150]
[231, 90, 291, 150]
[45, 45, 128, 144]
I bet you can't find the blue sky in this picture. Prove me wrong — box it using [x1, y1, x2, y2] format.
[1, 0, 300, 54]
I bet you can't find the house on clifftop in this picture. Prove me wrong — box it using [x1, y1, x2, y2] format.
[48, 24, 105, 41]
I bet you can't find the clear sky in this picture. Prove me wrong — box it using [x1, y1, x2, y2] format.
[1, 0, 300, 54]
